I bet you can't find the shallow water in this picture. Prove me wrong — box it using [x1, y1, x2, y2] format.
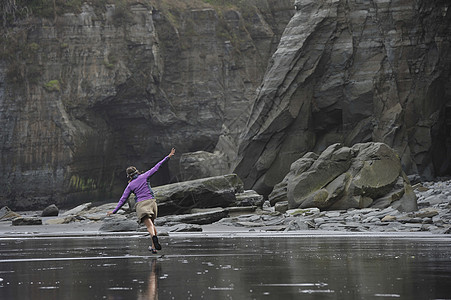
[0, 234, 450, 299]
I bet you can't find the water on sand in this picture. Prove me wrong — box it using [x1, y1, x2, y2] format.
[1, 234, 450, 299]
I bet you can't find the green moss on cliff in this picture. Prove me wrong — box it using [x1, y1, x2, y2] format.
[69, 175, 97, 192]
[44, 80, 61, 92]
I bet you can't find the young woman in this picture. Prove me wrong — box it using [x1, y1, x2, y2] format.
[107, 148, 176, 253]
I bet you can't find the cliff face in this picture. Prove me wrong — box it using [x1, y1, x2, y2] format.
[2, 0, 450, 210]
[234, 0, 451, 195]
[0, 0, 293, 209]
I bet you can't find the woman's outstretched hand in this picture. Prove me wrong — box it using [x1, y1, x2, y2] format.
[168, 148, 176, 157]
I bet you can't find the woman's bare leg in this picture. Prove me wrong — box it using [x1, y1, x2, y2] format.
[143, 216, 157, 247]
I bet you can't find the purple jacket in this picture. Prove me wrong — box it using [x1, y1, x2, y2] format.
[112, 156, 170, 214]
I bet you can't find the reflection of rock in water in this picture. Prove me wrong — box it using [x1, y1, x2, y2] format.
[138, 259, 160, 300]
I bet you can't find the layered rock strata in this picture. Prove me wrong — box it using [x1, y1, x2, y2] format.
[0, 1, 293, 209]
[234, 0, 451, 195]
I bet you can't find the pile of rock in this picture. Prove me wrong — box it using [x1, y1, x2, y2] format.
[217, 197, 450, 234]
[0, 174, 264, 233]
[214, 176, 450, 234]
[1, 147, 449, 234]
[269, 142, 417, 212]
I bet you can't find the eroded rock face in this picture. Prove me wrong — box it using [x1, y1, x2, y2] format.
[0, 1, 293, 210]
[179, 151, 229, 181]
[269, 142, 418, 212]
[235, 0, 451, 195]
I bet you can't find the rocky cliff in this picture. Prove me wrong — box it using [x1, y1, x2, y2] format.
[1, 0, 450, 210]
[0, 0, 293, 209]
[234, 0, 451, 195]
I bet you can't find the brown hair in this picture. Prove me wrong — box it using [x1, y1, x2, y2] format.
[126, 166, 139, 181]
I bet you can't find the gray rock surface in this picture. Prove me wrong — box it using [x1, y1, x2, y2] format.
[99, 215, 138, 232]
[0, 1, 294, 210]
[0, 206, 21, 221]
[234, 190, 264, 207]
[12, 217, 42, 226]
[156, 209, 228, 226]
[62, 203, 93, 216]
[179, 151, 229, 181]
[270, 142, 417, 212]
[154, 174, 245, 216]
[234, 0, 451, 195]
[41, 204, 59, 217]
[1, 177, 450, 234]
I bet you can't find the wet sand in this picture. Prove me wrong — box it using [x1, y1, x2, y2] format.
[1, 216, 449, 240]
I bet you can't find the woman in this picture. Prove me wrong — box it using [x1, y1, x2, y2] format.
[108, 148, 176, 253]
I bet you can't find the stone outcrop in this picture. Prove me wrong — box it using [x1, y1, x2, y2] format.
[234, 0, 451, 196]
[0, 1, 294, 210]
[153, 174, 245, 216]
[269, 142, 418, 212]
[179, 151, 229, 181]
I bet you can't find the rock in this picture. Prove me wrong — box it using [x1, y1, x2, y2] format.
[41, 204, 59, 217]
[285, 219, 310, 231]
[285, 208, 321, 219]
[413, 208, 439, 218]
[268, 153, 319, 206]
[156, 209, 228, 226]
[234, 0, 451, 195]
[0, 206, 21, 221]
[325, 211, 341, 218]
[99, 215, 138, 232]
[412, 183, 430, 192]
[45, 216, 77, 225]
[0, 1, 294, 211]
[236, 221, 266, 228]
[390, 184, 418, 212]
[234, 190, 264, 207]
[154, 174, 244, 216]
[12, 217, 42, 226]
[381, 215, 397, 222]
[274, 201, 288, 214]
[262, 201, 271, 209]
[168, 224, 203, 232]
[179, 151, 230, 181]
[62, 203, 93, 216]
[225, 206, 257, 217]
[276, 143, 417, 212]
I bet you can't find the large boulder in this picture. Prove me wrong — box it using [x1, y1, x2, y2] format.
[154, 174, 245, 216]
[270, 142, 418, 212]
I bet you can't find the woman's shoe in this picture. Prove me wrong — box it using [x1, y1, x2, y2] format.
[152, 235, 162, 250]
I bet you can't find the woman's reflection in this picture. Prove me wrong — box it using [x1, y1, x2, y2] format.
[138, 258, 159, 300]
